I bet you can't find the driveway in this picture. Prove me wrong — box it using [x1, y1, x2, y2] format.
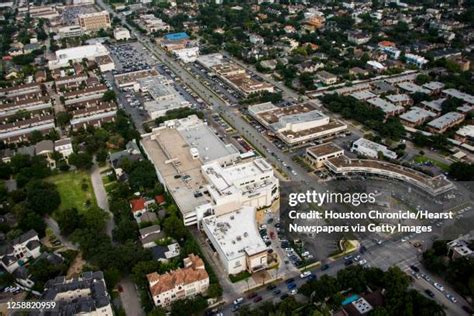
[90, 164, 114, 238]
[118, 277, 145, 316]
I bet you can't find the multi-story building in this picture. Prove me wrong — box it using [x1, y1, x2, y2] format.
[0, 230, 41, 273]
[141, 115, 240, 226]
[399, 106, 437, 127]
[248, 102, 347, 145]
[427, 112, 465, 133]
[39, 271, 113, 316]
[306, 142, 344, 168]
[78, 11, 111, 32]
[147, 254, 209, 307]
[202, 207, 270, 274]
[351, 138, 397, 160]
[197, 158, 279, 217]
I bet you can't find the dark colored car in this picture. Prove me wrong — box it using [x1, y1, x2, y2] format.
[247, 292, 258, 299]
[360, 246, 367, 254]
[285, 278, 295, 284]
[267, 284, 276, 291]
[273, 289, 282, 295]
[344, 259, 353, 266]
[253, 296, 262, 303]
[307, 274, 317, 281]
[410, 265, 420, 273]
[287, 282, 297, 290]
[462, 305, 473, 314]
[321, 264, 330, 271]
[280, 294, 289, 300]
[425, 289, 435, 298]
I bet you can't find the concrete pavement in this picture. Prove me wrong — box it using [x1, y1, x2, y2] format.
[90, 164, 114, 239]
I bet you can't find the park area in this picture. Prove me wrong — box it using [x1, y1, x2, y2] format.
[47, 171, 97, 213]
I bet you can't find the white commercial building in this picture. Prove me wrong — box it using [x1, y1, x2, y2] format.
[351, 138, 397, 160]
[48, 43, 110, 69]
[198, 158, 279, 217]
[249, 101, 347, 145]
[114, 27, 131, 41]
[138, 76, 190, 119]
[141, 115, 240, 226]
[173, 47, 200, 63]
[202, 207, 270, 274]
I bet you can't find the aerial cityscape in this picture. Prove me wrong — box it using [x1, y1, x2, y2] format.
[0, 0, 473, 315]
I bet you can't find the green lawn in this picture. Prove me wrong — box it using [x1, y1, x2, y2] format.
[48, 171, 97, 213]
[413, 155, 450, 172]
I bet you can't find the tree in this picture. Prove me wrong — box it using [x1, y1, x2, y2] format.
[68, 152, 93, 170]
[102, 90, 117, 102]
[441, 98, 463, 114]
[56, 112, 72, 128]
[56, 208, 82, 235]
[449, 162, 474, 181]
[26, 180, 61, 215]
[170, 296, 207, 316]
[127, 160, 158, 191]
[162, 215, 187, 240]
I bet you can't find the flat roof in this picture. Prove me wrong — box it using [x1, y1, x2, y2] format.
[350, 90, 376, 101]
[399, 106, 436, 123]
[443, 88, 474, 105]
[367, 97, 404, 113]
[178, 122, 239, 164]
[307, 142, 344, 157]
[202, 158, 273, 194]
[456, 125, 474, 138]
[326, 155, 453, 192]
[196, 53, 225, 68]
[280, 119, 346, 138]
[422, 98, 446, 112]
[427, 112, 464, 130]
[423, 81, 445, 91]
[386, 94, 411, 103]
[202, 207, 268, 261]
[397, 82, 430, 94]
[141, 128, 210, 216]
[253, 101, 321, 125]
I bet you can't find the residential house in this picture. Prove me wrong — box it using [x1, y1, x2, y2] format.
[147, 254, 209, 307]
[0, 230, 41, 273]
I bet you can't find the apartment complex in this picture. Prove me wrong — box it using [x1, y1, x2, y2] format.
[38, 271, 113, 316]
[147, 254, 209, 307]
[78, 11, 111, 32]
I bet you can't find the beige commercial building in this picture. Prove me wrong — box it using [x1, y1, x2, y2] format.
[78, 11, 111, 32]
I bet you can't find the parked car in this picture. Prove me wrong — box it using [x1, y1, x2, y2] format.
[410, 265, 420, 273]
[247, 293, 257, 299]
[287, 282, 297, 290]
[300, 271, 311, 279]
[321, 264, 330, 271]
[233, 297, 244, 305]
[280, 294, 289, 300]
[267, 284, 276, 291]
[273, 289, 282, 295]
[425, 289, 435, 298]
[253, 296, 262, 303]
[285, 278, 295, 284]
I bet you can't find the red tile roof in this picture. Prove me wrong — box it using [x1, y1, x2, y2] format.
[130, 198, 146, 213]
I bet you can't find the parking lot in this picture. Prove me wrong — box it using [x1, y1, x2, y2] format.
[109, 42, 157, 73]
[60, 5, 97, 25]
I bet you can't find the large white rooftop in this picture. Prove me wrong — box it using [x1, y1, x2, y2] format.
[202, 207, 268, 261]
